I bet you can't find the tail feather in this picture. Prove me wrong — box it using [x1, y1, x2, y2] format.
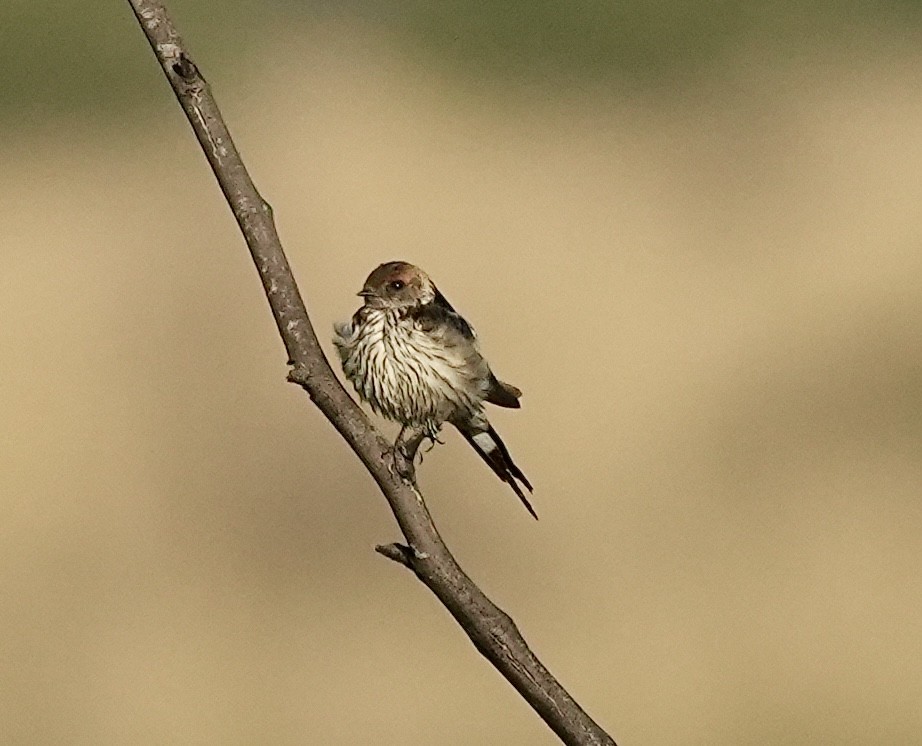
[459, 424, 536, 519]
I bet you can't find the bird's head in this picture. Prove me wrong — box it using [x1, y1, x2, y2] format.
[358, 261, 435, 309]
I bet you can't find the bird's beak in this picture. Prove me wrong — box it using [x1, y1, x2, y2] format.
[357, 289, 374, 298]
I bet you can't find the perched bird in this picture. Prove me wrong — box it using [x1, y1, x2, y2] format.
[334, 261, 535, 518]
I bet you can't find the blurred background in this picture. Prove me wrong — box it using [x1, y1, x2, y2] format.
[2, 1, 922, 743]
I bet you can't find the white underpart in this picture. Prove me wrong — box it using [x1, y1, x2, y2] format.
[334, 309, 490, 433]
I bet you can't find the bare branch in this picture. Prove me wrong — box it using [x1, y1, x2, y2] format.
[125, 2, 617, 744]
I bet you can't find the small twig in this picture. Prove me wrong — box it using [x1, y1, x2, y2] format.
[374, 542, 417, 568]
[125, 2, 617, 744]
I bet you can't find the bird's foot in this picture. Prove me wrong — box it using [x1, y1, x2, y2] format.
[418, 433, 443, 459]
[416, 424, 444, 462]
[387, 424, 443, 477]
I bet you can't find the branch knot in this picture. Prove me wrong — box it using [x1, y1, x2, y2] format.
[171, 51, 200, 82]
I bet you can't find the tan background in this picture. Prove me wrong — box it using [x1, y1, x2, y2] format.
[2, 4, 921, 744]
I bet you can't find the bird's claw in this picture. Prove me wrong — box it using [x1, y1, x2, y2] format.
[422, 433, 443, 453]
[387, 424, 443, 477]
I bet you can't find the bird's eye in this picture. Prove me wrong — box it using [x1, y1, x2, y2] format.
[389, 280, 405, 291]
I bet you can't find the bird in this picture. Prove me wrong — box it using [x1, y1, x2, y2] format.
[333, 261, 536, 518]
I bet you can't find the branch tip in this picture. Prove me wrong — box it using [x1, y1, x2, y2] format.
[375, 543, 415, 568]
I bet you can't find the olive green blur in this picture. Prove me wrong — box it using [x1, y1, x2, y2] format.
[2, 2, 922, 744]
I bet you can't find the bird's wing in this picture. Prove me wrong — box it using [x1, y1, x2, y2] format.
[415, 287, 524, 409]
[485, 375, 522, 408]
[424, 286, 477, 340]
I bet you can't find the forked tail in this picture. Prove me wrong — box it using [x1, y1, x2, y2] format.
[459, 424, 536, 519]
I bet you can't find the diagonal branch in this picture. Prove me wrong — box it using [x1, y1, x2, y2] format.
[125, 2, 617, 744]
